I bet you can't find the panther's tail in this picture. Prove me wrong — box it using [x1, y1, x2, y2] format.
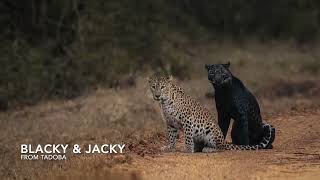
[218, 123, 274, 150]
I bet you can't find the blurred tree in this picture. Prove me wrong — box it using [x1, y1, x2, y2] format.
[0, 0, 319, 108]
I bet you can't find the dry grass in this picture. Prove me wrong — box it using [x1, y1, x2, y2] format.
[1, 40, 320, 179]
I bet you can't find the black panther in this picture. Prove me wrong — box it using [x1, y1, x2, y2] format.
[205, 62, 275, 148]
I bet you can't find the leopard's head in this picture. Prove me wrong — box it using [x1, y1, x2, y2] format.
[205, 62, 232, 87]
[148, 74, 173, 101]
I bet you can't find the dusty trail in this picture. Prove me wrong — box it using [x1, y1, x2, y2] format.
[116, 108, 320, 180]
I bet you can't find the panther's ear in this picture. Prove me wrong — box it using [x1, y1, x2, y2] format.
[167, 75, 173, 81]
[222, 61, 230, 68]
[205, 64, 210, 70]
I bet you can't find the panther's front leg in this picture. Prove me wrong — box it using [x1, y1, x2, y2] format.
[161, 125, 178, 152]
[232, 114, 249, 145]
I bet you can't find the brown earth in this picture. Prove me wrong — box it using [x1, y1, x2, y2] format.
[1, 76, 320, 180]
[116, 108, 320, 180]
[1, 77, 319, 180]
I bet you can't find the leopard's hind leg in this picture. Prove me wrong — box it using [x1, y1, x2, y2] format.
[202, 130, 221, 153]
[202, 147, 219, 153]
[193, 141, 205, 152]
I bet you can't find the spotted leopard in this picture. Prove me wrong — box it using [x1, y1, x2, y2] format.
[148, 74, 272, 152]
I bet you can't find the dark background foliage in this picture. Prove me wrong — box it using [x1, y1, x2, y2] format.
[1, 0, 320, 108]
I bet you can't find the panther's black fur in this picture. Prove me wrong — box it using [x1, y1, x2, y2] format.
[205, 62, 275, 148]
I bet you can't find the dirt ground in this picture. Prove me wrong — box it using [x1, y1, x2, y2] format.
[1, 79, 319, 180]
[1, 76, 320, 180]
[115, 108, 320, 180]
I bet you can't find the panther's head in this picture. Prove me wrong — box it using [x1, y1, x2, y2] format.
[148, 74, 173, 101]
[205, 62, 232, 86]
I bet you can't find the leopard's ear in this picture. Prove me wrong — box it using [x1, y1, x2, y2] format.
[222, 61, 230, 68]
[167, 75, 173, 81]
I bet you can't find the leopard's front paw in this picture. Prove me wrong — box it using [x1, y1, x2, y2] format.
[160, 145, 175, 152]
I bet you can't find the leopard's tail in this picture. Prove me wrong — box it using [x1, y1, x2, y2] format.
[218, 123, 274, 150]
[262, 122, 275, 149]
